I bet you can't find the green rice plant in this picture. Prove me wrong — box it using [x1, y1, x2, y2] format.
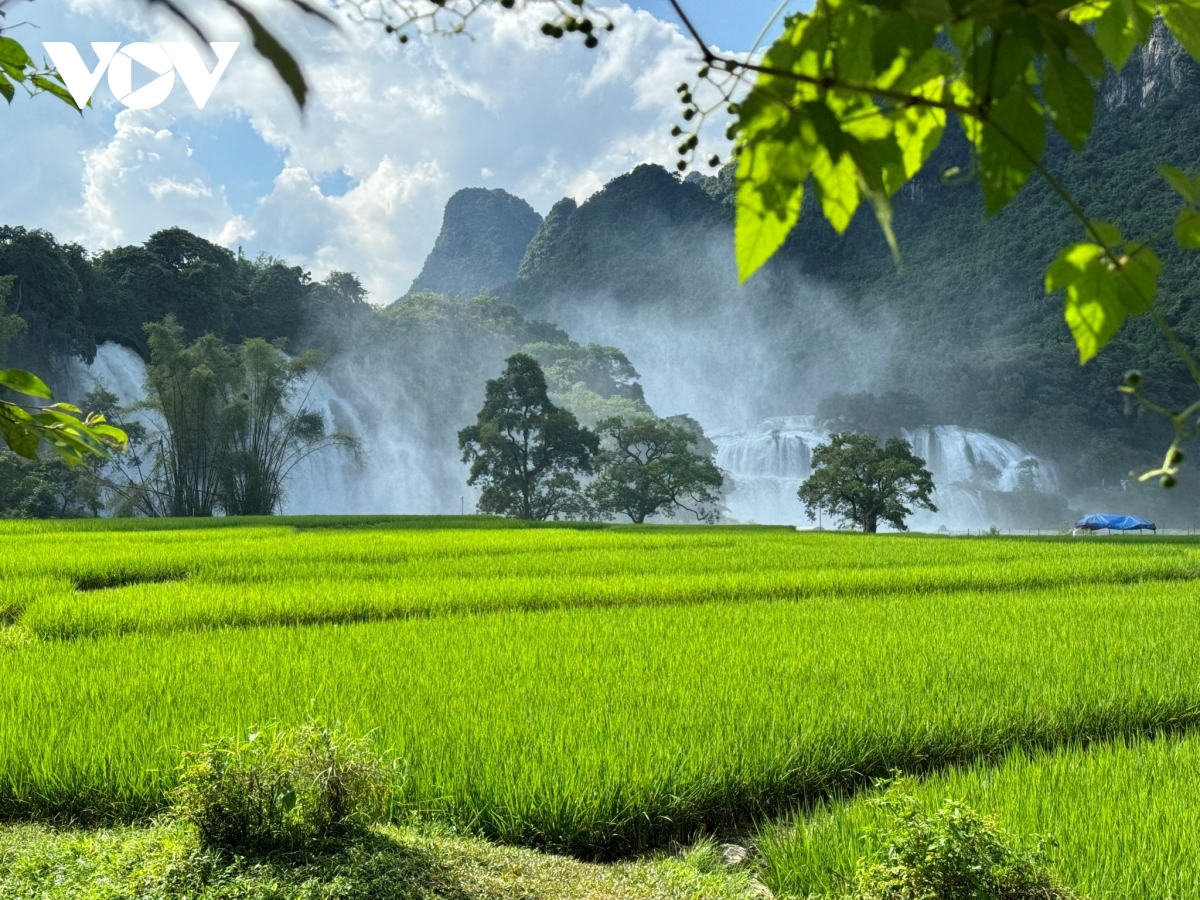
[2, 579, 1200, 855]
[6, 524, 1200, 639]
[757, 732, 1200, 900]
[6, 519, 1200, 860]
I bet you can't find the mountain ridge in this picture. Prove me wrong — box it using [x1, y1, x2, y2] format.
[405, 24, 1200, 491]
[407, 187, 543, 297]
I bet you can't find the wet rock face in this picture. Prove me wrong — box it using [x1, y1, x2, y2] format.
[408, 188, 543, 297]
[1102, 19, 1195, 110]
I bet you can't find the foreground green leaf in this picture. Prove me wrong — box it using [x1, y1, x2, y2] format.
[0, 369, 51, 398]
[1176, 207, 1200, 248]
[977, 85, 1045, 216]
[1093, 0, 1154, 70]
[1046, 240, 1157, 362]
[1042, 47, 1095, 151]
[1161, 0, 1200, 65]
[735, 106, 813, 282]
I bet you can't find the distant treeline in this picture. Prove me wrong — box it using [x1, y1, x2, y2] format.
[0, 225, 376, 375]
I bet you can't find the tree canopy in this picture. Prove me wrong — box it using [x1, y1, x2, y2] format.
[0, 276, 125, 468]
[458, 353, 598, 520]
[798, 432, 937, 532]
[589, 415, 724, 524]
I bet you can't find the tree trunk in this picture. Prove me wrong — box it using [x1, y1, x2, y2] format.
[864, 513, 878, 533]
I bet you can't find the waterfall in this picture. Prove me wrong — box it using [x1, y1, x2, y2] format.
[902, 426, 1059, 493]
[711, 416, 1060, 530]
[66, 341, 476, 516]
[69, 343, 150, 407]
[65, 345, 1060, 528]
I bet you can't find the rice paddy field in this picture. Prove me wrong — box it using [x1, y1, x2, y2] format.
[758, 733, 1200, 900]
[2, 516, 1200, 895]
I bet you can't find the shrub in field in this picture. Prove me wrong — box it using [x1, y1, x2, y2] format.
[846, 782, 1073, 900]
[172, 721, 395, 856]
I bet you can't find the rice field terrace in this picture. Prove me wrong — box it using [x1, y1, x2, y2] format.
[758, 732, 1200, 900]
[3, 516, 1200, 881]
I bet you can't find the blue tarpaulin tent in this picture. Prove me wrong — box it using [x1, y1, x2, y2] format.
[1074, 514, 1156, 532]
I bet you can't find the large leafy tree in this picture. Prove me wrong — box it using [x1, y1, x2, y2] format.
[0, 227, 95, 365]
[458, 353, 598, 520]
[92, 229, 242, 353]
[589, 415, 724, 524]
[235, 257, 310, 344]
[798, 432, 937, 533]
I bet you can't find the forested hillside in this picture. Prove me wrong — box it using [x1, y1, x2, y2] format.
[0, 224, 655, 518]
[0, 224, 374, 374]
[437, 23, 1200, 493]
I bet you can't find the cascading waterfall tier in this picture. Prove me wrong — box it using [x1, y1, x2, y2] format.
[66, 342, 432, 515]
[711, 416, 1059, 531]
[67, 346, 1059, 527]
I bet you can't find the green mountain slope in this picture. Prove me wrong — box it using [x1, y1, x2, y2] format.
[465, 25, 1200, 491]
[408, 188, 543, 297]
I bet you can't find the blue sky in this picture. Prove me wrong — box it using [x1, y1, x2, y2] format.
[4, 1, 792, 300]
[631, 1, 797, 50]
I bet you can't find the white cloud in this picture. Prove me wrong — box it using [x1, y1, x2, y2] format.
[148, 177, 213, 200]
[14, 0, 730, 301]
[74, 108, 239, 247]
[250, 157, 447, 298]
